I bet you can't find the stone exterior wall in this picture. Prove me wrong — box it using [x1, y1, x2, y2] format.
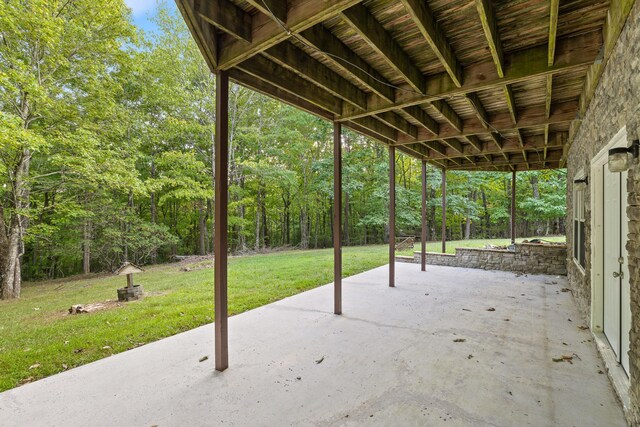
[397, 243, 567, 276]
[566, 2, 640, 423]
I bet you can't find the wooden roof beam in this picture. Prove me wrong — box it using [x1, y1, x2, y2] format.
[299, 25, 395, 102]
[465, 93, 490, 129]
[237, 55, 343, 114]
[475, 0, 504, 78]
[244, 0, 287, 24]
[431, 100, 462, 132]
[339, 31, 601, 120]
[548, 0, 560, 66]
[197, 0, 252, 42]
[504, 85, 518, 125]
[400, 0, 462, 87]
[403, 106, 439, 135]
[376, 112, 418, 139]
[228, 69, 334, 120]
[422, 141, 448, 156]
[341, 4, 425, 93]
[351, 116, 398, 141]
[397, 101, 577, 144]
[442, 138, 464, 154]
[263, 41, 367, 109]
[176, 0, 218, 70]
[219, 0, 361, 69]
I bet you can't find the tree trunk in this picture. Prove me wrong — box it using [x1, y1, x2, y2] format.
[343, 192, 350, 246]
[198, 201, 206, 255]
[300, 207, 309, 249]
[0, 149, 30, 299]
[83, 220, 91, 274]
[150, 159, 158, 264]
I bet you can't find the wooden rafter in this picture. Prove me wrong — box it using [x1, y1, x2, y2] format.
[403, 106, 439, 135]
[397, 101, 577, 145]
[228, 69, 334, 120]
[504, 85, 518, 125]
[431, 100, 462, 132]
[219, 0, 361, 69]
[400, 0, 462, 86]
[376, 111, 418, 139]
[176, 0, 218, 70]
[299, 25, 395, 102]
[263, 41, 367, 110]
[244, 0, 287, 24]
[341, 4, 425, 93]
[475, 0, 504, 78]
[339, 31, 602, 120]
[548, 0, 560, 66]
[197, 0, 252, 42]
[237, 55, 343, 114]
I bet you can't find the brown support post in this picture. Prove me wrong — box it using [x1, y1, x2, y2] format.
[333, 122, 342, 315]
[441, 168, 447, 254]
[511, 170, 517, 245]
[389, 145, 396, 287]
[421, 160, 427, 271]
[215, 70, 229, 372]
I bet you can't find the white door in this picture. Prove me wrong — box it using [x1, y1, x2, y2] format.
[602, 166, 631, 375]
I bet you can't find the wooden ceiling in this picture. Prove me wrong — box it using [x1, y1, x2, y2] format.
[177, 0, 635, 171]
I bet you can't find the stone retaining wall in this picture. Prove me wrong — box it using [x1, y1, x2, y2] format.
[397, 243, 567, 276]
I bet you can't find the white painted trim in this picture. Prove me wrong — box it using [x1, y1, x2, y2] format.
[590, 126, 628, 332]
[589, 126, 631, 409]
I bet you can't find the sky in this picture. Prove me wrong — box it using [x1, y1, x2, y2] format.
[125, 0, 172, 34]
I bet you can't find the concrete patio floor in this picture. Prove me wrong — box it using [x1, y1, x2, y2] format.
[0, 263, 626, 426]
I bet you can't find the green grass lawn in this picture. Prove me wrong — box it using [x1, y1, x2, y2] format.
[0, 237, 564, 392]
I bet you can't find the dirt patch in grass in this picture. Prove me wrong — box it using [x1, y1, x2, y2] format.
[63, 300, 123, 316]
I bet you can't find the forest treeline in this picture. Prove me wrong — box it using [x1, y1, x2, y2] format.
[0, 1, 566, 298]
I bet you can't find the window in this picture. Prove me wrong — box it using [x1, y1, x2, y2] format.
[573, 176, 586, 269]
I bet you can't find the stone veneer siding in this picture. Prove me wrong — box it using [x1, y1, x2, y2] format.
[566, 2, 640, 423]
[397, 243, 567, 276]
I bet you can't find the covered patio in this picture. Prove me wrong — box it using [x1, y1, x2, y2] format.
[174, 0, 636, 382]
[0, 264, 625, 425]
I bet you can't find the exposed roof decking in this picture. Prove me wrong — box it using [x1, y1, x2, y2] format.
[178, 0, 635, 171]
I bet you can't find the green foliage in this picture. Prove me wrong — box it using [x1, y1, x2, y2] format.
[1, 1, 568, 282]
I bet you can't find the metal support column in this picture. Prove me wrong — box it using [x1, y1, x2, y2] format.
[441, 168, 447, 254]
[389, 145, 395, 287]
[511, 170, 517, 245]
[333, 123, 342, 314]
[214, 70, 229, 372]
[421, 160, 427, 271]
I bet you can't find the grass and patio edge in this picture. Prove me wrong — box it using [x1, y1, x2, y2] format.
[0, 238, 564, 391]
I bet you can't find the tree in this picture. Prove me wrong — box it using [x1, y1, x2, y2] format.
[0, 0, 135, 298]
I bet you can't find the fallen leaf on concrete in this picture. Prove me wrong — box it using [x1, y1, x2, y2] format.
[561, 288, 571, 293]
[598, 370, 604, 374]
[29, 364, 40, 370]
[462, 308, 471, 312]
[552, 354, 577, 364]
[315, 356, 325, 364]
[486, 307, 496, 312]
[467, 354, 474, 359]
[578, 325, 589, 330]
[199, 356, 208, 362]
[296, 376, 301, 380]
[453, 338, 466, 343]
